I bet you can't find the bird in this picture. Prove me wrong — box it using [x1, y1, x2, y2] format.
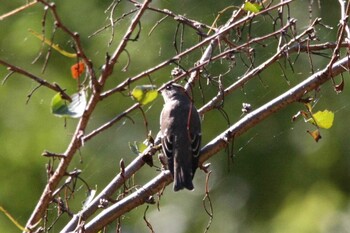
[160, 83, 201, 191]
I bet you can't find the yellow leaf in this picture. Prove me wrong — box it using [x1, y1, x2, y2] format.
[28, 29, 77, 58]
[131, 85, 158, 105]
[310, 110, 335, 129]
[0, 206, 29, 232]
[243, 2, 263, 13]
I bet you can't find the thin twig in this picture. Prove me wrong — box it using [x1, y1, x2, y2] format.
[100, 0, 152, 85]
[82, 103, 140, 143]
[24, 1, 152, 230]
[36, 0, 98, 89]
[0, 0, 38, 20]
[0, 59, 71, 101]
[199, 18, 320, 114]
[101, 0, 294, 99]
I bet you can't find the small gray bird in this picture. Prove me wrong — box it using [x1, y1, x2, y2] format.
[160, 83, 201, 191]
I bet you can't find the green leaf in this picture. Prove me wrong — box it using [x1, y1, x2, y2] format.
[137, 141, 147, 153]
[128, 141, 139, 155]
[128, 141, 147, 155]
[307, 110, 334, 129]
[243, 2, 263, 13]
[51, 91, 86, 118]
[51, 93, 68, 115]
[131, 85, 158, 105]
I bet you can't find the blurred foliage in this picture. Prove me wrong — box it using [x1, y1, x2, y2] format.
[1, 0, 350, 232]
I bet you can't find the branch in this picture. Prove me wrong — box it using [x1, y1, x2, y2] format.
[326, 0, 350, 72]
[35, 0, 98, 89]
[75, 55, 350, 233]
[199, 18, 320, 114]
[100, 0, 294, 99]
[82, 103, 140, 143]
[200, 55, 350, 161]
[24, 0, 153, 231]
[99, 0, 152, 85]
[18, 0, 346, 231]
[61, 144, 159, 232]
[0, 59, 71, 101]
[339, 0, 350, 41]
[83, 171, 172, 233]
[0, 0, 38, 20]
[145, 5, 212, 34]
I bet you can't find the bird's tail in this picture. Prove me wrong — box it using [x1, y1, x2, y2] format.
[173, 166, 194, 191]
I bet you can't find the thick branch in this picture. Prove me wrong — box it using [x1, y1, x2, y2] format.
[199, 18, 319, 114]
[83, 171, 172, 233]
[200, 56, 350, 162]
[60, 141, 160, 232]
[17, 0, 346, 232]
[24, 89, 101, 232]
[23, 1, 152, 231]
[80, 55, 350, 233]
[62, 23, 347, 233]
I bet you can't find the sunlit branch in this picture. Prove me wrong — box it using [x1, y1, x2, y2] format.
[200, 55, 350, 162]
[24, 0, 153, 230]
[83, 170, 172, 233]
[61, 143, 161, 232]
[101, 0, 294, 99]
[199, 18, 320, 114]
[0, 0, 38, 20]
[325, 0, 350, 73]
[15, 0, 350, 232]
[82, 55, 349, 232]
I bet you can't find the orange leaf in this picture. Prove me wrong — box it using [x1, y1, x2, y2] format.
[71, 62, 85, 79]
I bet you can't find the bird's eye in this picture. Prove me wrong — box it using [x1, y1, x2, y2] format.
[165, 84, 173, 90]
